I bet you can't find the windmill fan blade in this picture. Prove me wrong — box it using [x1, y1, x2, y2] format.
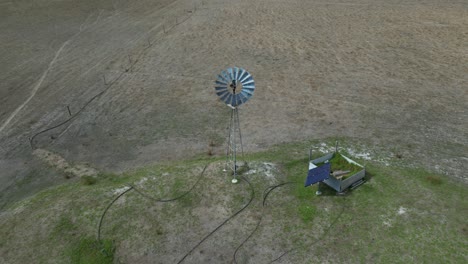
[217, 75, 229, 84]
[240, 91, 250, 98]
[221, 71, 230, 82]
[231, 94, 238, 106]
[240, 73, 251, 83]
[216, 80, 227, 86]
[242, 88, 254, 95]
[215, 85, 228, 91]
[235, 94, 243, 106]
[217, 90, 229, 97]
[238, 93, 248, 103]
[233, 94, 239, 106]
[228, 68, 234, 80]
[242, 79, 255, 86]
[242, 85, 255, 90]
[226, 94, 233, 105]
[238, 70, 248, 82]
[220, 91, 230, 101]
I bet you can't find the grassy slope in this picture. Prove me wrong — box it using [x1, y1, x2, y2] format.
[0, 139, 466, 263]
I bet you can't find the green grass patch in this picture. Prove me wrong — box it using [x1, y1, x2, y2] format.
[69, 237, 114, 264]
[298, 204, 316, 223]
[50, 216, 77, 238]
[425, 175, 444, 185]
[80, 176, 97, 185]
[316, 152, 362, 179]
[14, 172, 35, 187]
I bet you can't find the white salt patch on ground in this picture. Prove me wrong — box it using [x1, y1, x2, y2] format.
[12, 204, 25, 215]
[246, 162, 278, 182]
[113, 186, 131, 195]
[136, 177, 148, 186]
[317, 143, 334, 153]
[310, 142, 395, 167]
[398, 206, 407, 215]
[263, 162, 276, 178]
[346, 148, 372, 160]
[381, 160, 390, 166]
[245, 169, 257, 175]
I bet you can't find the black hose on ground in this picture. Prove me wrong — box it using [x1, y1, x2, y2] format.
[129, 164, 208, 202]
[97, 165, 343, 263]
[232, 181, 347, 264]
[262, 182, 297, 207]
[28, 32, 155, 150]
[269, 197, 347, 263]
[29, 70, 126, 149]
[28, 6, 200, 150]
[97, 186, 134, 242]
[96, 185, 134, 256]
[96, 164, 208, 257]
[177, 176, 255, 264]
[232, 181, 297, 264]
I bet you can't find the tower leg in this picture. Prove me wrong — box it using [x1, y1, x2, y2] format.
[226, 107, 242, 183]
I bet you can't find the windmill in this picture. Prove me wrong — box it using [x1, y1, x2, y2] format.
[215, 67, 255, 183]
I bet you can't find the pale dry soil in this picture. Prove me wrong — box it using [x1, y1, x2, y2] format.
[0, 0, 467, 210]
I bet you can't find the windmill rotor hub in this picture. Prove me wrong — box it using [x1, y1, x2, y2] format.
[229, 80, 242, 94]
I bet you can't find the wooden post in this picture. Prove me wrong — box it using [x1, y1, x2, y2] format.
[128, 55, 132, 72]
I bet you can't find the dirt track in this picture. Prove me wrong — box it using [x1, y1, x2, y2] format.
[1, 0, 467, 206]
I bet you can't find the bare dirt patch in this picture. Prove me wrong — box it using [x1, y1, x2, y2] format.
[33, 148, 98, 178]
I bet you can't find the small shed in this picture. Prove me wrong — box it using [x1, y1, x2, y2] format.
[305, 146, 365, 194]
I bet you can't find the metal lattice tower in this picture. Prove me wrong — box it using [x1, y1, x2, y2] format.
[226, 107, 243, 182]
[214, 67, 255, 183]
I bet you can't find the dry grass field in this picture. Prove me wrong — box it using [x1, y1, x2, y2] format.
[0, 0, 467, 262]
